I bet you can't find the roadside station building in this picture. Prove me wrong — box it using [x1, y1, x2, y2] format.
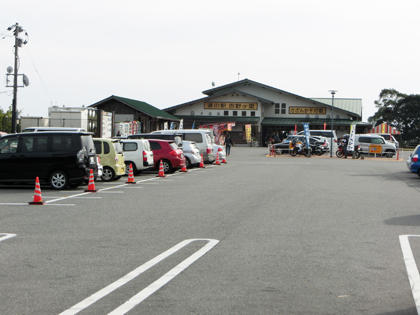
[165, 79, 370, 145]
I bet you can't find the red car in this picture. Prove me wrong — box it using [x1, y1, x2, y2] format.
[148, 139, 185, 173]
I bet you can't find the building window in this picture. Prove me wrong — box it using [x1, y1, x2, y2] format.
[208, 112, 212, 116]
[217, 112, 220, 116]
[251, 111, 256, 117]
[242, 111, 246, 116]
[281, 103, 286, 114]
[191, 110, 195, 116]
[200, 112, 203, 115]
[224, 111, 229, 116]
[233, 111, 238, 116]
[274, 103, 280, 114]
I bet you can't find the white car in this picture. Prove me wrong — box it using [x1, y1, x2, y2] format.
[181, 140, 201, 168]
[120, 139, 154, 174]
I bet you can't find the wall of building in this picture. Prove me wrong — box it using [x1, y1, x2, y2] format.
[20, 117, 49, 130]
[173, 93, 262, 118]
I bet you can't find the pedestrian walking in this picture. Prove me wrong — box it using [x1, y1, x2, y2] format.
[225, 134, 233, 156]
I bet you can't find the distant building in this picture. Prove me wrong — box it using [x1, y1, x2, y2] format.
[89, 95, 180, 136]
[165, 79, 371, 145]
[20, 116, 49, 131]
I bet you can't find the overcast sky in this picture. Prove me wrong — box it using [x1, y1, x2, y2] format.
[1, 0, 419, 121]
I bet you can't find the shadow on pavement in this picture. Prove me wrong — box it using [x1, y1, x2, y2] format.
[385, 215, 420, 226]
[376, 307, 417, 315]
[350, 171, 420, 190]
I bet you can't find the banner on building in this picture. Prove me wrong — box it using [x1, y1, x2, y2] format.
[289, 107, 326, 115]
[179, 119, 183, 130]
[245, 124, 252, 143]
[303, 123, 310, 149]
[204, 102, 258, 110]
[114, 121, 141, 137]
[347, 123, 356, 152]
[198, 122, 236, 145]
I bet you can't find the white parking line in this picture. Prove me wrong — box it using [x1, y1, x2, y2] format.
[98, 191, 125, 194]
[59, 238, 219, 315]
[0, 233, 16, 243]
[400, 235, 420, 314]
[45, 171, 201, 205]
[109, 239, 219, 314]
[0, 202, 75, 206]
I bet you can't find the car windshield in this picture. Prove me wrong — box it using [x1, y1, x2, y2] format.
[170, 143, 178, 150]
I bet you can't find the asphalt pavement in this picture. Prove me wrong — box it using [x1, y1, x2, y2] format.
[0, 147, 419, 314]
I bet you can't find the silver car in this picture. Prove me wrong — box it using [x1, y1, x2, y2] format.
[182, 140, 201, 168]
[355, 134, 396, 157]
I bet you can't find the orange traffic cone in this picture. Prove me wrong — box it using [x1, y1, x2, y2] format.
[222, 156, 227, 164]
[157, 160, 166, 177]
[85, 169, 97, 192]
[126, 163, 136, 184]
[215, 152, 221, 165]
[199, 154, 205, 168]
[29, 177, 44, 205]
[180, 162, 188, 172]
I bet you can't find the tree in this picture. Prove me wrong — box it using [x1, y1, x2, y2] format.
[0, 107, 13, 132]
[368, 89, 406, 124]
[393, 95, 420, 144]
[369, 89, 420, 145]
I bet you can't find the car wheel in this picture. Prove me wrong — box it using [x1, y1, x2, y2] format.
[385, 151, 394, 158]
[102, 167, 115, 181]
[185, 158, 192, 168]
[50, 170, 68, 190]
[125, 162, 136, 175]
[161, 160, 173, 173]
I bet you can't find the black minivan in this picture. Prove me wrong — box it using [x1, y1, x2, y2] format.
[0, 132, 97, 189]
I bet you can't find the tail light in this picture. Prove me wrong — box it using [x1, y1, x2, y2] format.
[143, 151, 147, 162]
[413, 155, 419, 163]
[218, 147, 222, 152]
[207, 148, 212, 154]
[170, 150, 178, 156]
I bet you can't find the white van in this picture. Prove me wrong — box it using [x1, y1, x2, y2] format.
[152, 129, 216, 163]
[120, 139, 154, 173]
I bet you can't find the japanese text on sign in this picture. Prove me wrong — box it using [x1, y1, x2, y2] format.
[204, 102, 258, 110]
[289, 107, 326, 115]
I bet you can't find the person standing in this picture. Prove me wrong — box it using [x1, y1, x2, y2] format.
[225, 134, 233, 156]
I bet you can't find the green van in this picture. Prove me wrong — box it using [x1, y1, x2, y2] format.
[93, 138, 126, 181]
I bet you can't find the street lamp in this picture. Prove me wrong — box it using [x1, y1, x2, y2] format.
[329, 90, 337, 157]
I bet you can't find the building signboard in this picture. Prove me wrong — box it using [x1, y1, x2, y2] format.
[204, 102, 258, 110]
[289, 107, 326, 115]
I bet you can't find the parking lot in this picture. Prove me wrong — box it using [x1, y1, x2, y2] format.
[1, 147, 420, 314]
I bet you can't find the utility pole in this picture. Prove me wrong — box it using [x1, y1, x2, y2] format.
[6, 23, 29, 133]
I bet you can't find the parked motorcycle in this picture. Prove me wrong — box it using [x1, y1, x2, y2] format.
[336, 143, 361, 159]
[311, 140, 328, 156]
[290, 140, 311, 157]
